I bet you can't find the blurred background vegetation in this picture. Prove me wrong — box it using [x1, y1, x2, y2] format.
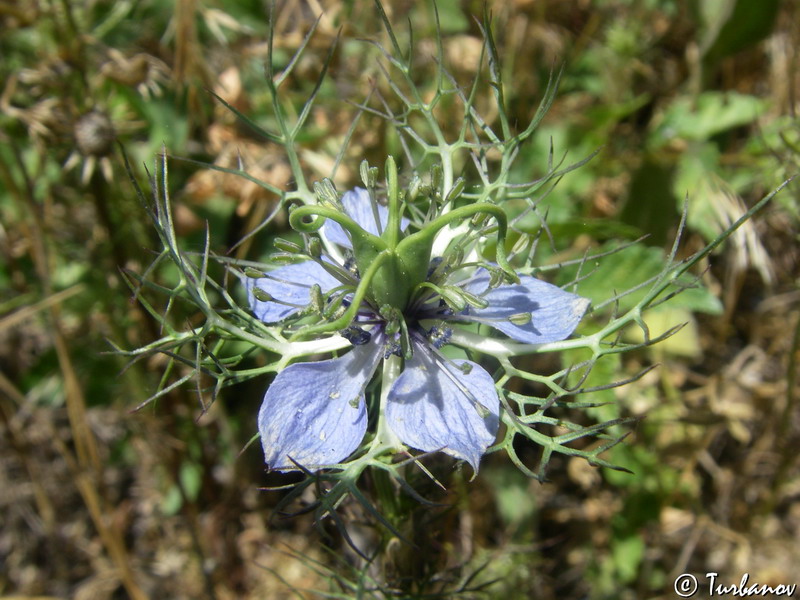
[1, 0, 798, 598]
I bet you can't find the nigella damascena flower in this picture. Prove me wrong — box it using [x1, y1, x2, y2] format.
[246, 182, 589, 473]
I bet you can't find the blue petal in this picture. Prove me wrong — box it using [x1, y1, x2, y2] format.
[245, 260, 341, 323]
[386, 349, 499, 472]
[258, 340, 382, 471]
[322, 187, 409, 247]
[462, 270, 590, 344]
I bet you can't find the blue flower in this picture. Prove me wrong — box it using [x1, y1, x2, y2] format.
[247, 188, 589, 472]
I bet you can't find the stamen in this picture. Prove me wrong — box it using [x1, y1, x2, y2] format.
[268, 252, 304, 265]
[457, 288, 490, 309]
[426, 256, 444, 278]
[288, 249, 391, 341]
[415, 334, 491, 420]
[341, 325, 372, 346]
[308, 284, 324, 314]
[272, 238, 303, 253]
[360, 159, 378, 189]
[359, 159, 383, 236]
[307, 237, 322, 258]
[367, 188, 383, 236]
[322, 291, 351, 319]
[427, 323, 452, 349]
[508, 312, 532, 326]
[250, 287, 305, 309]
[313, 178, 340, 207]
[384, 337, 403, 359]
[378, 304, 412, 358]
[343, 255, 360, 278]
[310, 256, 359, 287]
[250, 287, 272, 302]
[244, 267, 266, 278]
[442, 314, 512, 325]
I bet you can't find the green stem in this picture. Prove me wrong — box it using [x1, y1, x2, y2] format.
[289, 205, 386, 251]
[399, 202, 519, 284]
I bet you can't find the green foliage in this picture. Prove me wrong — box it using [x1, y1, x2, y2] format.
[570, 242, 724, 315]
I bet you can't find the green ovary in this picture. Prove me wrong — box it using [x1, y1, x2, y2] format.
[365, 243, 432, 311]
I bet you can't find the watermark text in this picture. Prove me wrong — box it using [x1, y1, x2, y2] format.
[673, 572, 796, 598]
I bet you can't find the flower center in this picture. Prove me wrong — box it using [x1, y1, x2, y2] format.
[286, 157, 519, 343]
[352, 156, 433, 312]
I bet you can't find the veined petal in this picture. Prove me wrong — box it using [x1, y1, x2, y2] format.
[462, 270, 589, 344]
[258, 339, 382, 471]
[386, 349, 499, 472]
[245, 260, 341, 323]
[322, 187, 409, 247]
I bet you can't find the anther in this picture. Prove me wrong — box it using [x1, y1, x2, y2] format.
[427, 256, 444, 278]
[508, 312, 532, 326]
[444, 177, 465, 204]
[359, 159, 378, 189]
[314, 178, 340, 207]
[343, 255, 360, 278]
[323, 293, 349, 319]
[341, 325, 372, 346]
[269, 252, 302, 265]
[307, 237, 322, 258]
[309, 284, 324, 314]
[251, 287, 307, 310]
[488, 269, 505, 289]
[427, 324, 452, 349]
[383, 338, 403, 359]
[459, 289, 490, 309]
[251, 287, 272, 302]
[273, 238, 302, 253]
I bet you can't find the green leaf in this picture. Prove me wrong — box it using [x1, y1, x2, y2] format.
[611, 534, 645, 584]
[161, 485, 182, 516]
[650, 92, 768, 146]
[699, 0, 780, 65]
[180, 461, 203, 503]
[428, 2, 468, 34]
[627, 307, 703, 358]
[566, 241, 723, 315]
[620, 157, 677, 247]
[483, 466, 538, 526]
